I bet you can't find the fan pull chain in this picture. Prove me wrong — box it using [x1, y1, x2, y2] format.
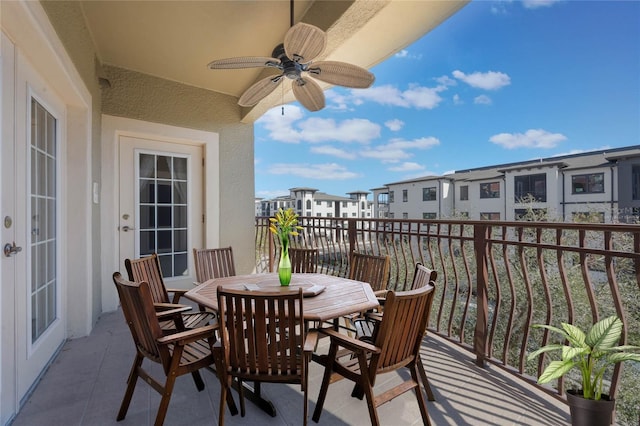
[281, 76, 285, 115]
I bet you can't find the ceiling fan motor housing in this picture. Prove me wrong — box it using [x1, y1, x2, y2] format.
[272, 44, 304, 80]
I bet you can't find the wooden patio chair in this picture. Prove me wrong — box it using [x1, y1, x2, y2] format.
[312, 284, 436, 426]
[192, 246, 236, 283]
[112, 272, 236, 426]
[125, 253, 214, 330]
[349, 251, 390, 296]
[289, 247, 319, 273]
[355, 262, 438, 401]
[337, 252, 390, 332]
[213, 287, 316, 426]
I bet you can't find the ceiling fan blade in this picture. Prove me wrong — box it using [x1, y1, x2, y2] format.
[284, 22, 327, 63]
[238, 75, 284, 107]
[308, 61, 375, 88]
[208, 57, 281, 70]
[292, 77, 325, 112]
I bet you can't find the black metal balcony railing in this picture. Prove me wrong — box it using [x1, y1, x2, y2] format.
[255, 216, 640, 425]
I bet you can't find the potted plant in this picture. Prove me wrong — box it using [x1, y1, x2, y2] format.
[528, 315, 640, 426]
[269, 207, 303, 286]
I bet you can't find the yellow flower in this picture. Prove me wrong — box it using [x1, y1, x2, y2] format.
[269, 208, 303, 243]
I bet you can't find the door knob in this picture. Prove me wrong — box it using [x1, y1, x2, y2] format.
[120, 225, 136, 232]
[3, 242, 23, 257]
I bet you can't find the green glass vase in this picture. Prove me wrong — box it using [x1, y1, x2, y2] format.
[278, 241, 292, 286]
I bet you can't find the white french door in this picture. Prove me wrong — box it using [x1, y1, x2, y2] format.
[1, 35, 66, 420]
[118, 136, 204, 288]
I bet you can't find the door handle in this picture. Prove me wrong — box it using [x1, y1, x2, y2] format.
[120, 225, 136, 232]
[3, 242, 23, 257]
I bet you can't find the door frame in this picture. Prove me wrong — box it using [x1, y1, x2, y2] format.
[1, 1, 92, 423]
[100, 115, 220, 313]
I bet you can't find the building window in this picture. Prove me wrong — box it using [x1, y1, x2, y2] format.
[402, 212, 408, 219]
[352, 212, 357, 217]
[316, 213, 321, 217]
[389, 212, 395, 219]
[633, 166, 640, 200]
[514, 174, 546, 202]
[342, 213, 348, 218]
[480, 212, 500, 220]
[572, 212, 605, 223]
[480, 182, 500, 199]
[423, 212, 437, 220]
[422, 187, 437, 201]
[306, 199, 311, 209]
[377, 193, 388, 205]
[316, 200, 321, 205]
[389, 191, 394, 203]
[297, 199, 302, 210]
[572, 173, 604, 194]
[342, 201, 348, 207]
[361, 201, 365, 209]
[327, 213, 333, 217]
[514, 208, 547, 221]
[460, 185, 468, 201]
[402, 190, 408, 202]
[326, 201, 332, 207]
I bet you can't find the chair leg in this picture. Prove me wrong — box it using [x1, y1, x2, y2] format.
[191, 370, 205, 391]
[218, 379, 228, 426]
[238, 379, 246, 417]
[312, 342, 339, 423]
[417, 354, 435, 401]
[154, 372, 177, 426]
[411, 364, 432, 426]
[356, 351, 380, 426]
[117, 353, 143, 421]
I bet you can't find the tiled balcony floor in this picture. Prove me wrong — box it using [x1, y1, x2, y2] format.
[11, 309, 570, 425]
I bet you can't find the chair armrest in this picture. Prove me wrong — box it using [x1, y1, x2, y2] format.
[154, 304, 192, 320]
[157, 324, 218, 346]
[317, 327, 380, 354]
[303, 330, 319, 353]
[166, 288, 188, 304]
[363, 312, 383, 323]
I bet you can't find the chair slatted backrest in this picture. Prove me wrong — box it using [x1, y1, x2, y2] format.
[113, 272, 165, 365]
[217, 287, 306, 380]
[373, 285, 435, 372]
[349, 252, 390, 292]
[411, 263, 437, 290]
[193, 247, 236, 283]
[289, 248, 319, 273]
[124, 253, 169, 304]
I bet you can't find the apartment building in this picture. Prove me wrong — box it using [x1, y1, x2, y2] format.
[258, 188, 373, 218]
[373, 145, 640, 223]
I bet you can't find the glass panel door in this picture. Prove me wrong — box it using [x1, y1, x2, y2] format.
[29, 99, 58, 342]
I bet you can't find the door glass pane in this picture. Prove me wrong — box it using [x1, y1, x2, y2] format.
[30, 99, 57, 343]
[137, 151, 190, 278]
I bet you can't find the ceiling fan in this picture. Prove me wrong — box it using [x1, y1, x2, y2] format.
[207, 2, 375, 112]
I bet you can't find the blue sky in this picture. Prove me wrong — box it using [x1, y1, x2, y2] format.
[254, 0, 640, 200]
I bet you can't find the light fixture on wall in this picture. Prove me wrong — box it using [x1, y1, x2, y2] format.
[207, 0, 374, 112]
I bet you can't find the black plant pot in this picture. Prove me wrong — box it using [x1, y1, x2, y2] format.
[566, 389, 615, 426]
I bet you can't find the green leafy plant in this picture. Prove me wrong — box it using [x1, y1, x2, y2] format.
[528, 315, 640, 400]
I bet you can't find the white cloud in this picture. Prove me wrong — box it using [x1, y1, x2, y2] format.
[360, 137, 440, 163]
[256, 189, 290, 199]
[435, 75, 457, 86]
[523, 0, 560, 9]
[489, 129, 567, 149]
[268, 162, 360, 180]
[453, 94, 463, 105]
[474, 94, 492, 105]
[297, 118, 380, 143]
[394, 49, 422, 60]
[350, 84, 445, 109]
[256, 106, 380, 144]
[385, 119, 404, 131]
[452, 70, 511, 90]
[387, 162, 425, 172]
[551, 146, 612, 157]
[310, 145, 357, 160]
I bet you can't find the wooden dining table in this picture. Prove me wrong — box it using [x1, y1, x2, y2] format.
[184, 272, 380, 417]
[185, 272, 380, 323]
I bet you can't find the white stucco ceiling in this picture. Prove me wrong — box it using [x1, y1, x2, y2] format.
[80, 0, 468, 121]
